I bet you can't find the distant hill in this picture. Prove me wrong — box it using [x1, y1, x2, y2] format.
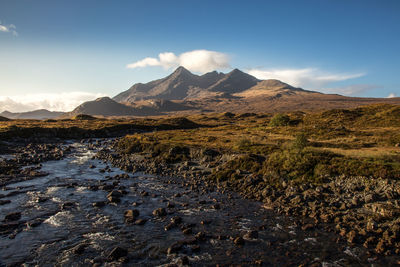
[67, 97, 161, 117]
[0, 109, 66, 120]
[0, 116, 10, 121]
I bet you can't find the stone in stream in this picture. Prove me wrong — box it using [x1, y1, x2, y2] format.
[35, 196, 48, 203]
[61, 202, 75, 210]
[170, 216, 182, 224]
[244, 230, 259, 239]
[132, 202, 141, 207]
[152, 208, 167, 217]
[124, 209, 140, 221]
[134, 218, 147, 225]
[107, 246, 128, 261]
[72, 243, 87, 255]
[107, 191, 122, 203]
[195, 231, 206, 241]
[178, 256, 190, 265]
[0, 199, 11, 205]
[26, 218, 42, 228]
[212, 203, 221, 210]
[234, 236, 245, 246]
[166, 201, 175, 208]
[92, 201, 106, 208]
[4, 212, 21, 221]
[100, 184, 114, 191]
[182, 227, 192, 235]
[167, 242, 183, 254]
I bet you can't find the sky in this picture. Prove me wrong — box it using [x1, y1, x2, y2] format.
[0, 0, 400, 112]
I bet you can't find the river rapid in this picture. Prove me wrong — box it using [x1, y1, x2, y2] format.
[0, 140, 381, 266]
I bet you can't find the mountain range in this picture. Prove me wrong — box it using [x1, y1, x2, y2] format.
[2, 66, 400, 119]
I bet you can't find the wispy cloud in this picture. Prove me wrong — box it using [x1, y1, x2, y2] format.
[321, 84, 381, 96]
[247, 68, 365, 89]
[0, 92, 107, 113]
[387, 93, 397, 98]
[127, 50, 230, 73]
[0, 22, 18, 36]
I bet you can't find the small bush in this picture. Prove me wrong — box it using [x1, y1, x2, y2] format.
[235, 138, 253, 151]
[292, 133, 308, 150]
[269, 114, 290, 126]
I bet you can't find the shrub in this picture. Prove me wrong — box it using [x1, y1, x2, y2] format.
[235, 138, 252, 151]
[269, 113, 290, 126]
[292, 133, 308, 150]
[261, 148, 338, 183]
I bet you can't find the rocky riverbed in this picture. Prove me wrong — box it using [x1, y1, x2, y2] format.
[0, 139, 399, 266]
[97, 138, 400, 264]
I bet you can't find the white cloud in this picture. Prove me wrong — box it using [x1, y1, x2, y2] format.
[0, 92, 107, 113]
[0, 22, 18, 36]
[387, 93, 397, 98]
[321, 84, 381, 96]
[127, 50, 230, 73]
[247, 68, 365, 89]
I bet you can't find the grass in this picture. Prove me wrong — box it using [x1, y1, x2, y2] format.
[2, 103, 400, 182]
[114, 104, 400, 183]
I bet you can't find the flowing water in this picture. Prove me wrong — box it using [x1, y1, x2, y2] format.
[0, 141, 375, 266]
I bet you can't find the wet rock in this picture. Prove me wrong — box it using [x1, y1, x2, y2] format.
[34, 196, 48, 203]
[244, 230, 258, 239]
[0, 199, 11, 205]
[107, 191, 122, 203]
[195, 231, 206, 241]
[124, 209, 140, 220]
[212, 203, 221, 210]
[26, 218, 42, 228]
[131, 201, 141, 207]
[152, 208, 167, 217]
[72, 243, 87, 255]
[92, 201, 106, 208]
[100, 184, 114, 191]
[108, 246, 128, 261]
[171, 216, 182, 224]
[167, 242, 182, 254]
[4, 212, 21, 221]
[164, 222, 175, 231]
[178, 256, 189, 265]
[182, 227, 192, 235]
[61, 202, 75, 210]
[134, 218, 147, 225]
[234, 236, 245, 246]
[201, 220, 211, 225]
[301, 223, 315, 231]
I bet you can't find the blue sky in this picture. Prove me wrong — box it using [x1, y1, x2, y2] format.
[0, 0, 399, 111]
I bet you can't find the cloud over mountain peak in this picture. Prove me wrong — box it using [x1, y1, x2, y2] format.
[126, 49, 230, 73]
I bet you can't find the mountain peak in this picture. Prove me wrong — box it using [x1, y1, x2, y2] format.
[95, 96, 114, 102]
[172, 66, 192, 75]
